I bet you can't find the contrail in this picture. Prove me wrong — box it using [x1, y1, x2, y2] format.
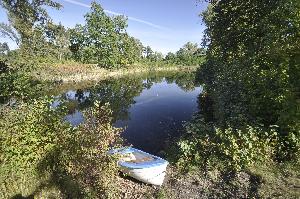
[61, 0, 167, 30]
[62, 0, 91, 8]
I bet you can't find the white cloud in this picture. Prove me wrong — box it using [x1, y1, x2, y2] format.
[62, 0, 167, 30]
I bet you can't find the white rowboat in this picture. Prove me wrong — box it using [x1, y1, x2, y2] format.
[109, 147, 169, 186]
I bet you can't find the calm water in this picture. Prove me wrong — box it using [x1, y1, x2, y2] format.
[54, 71, 202, 155]
[1, 71, 203, 199]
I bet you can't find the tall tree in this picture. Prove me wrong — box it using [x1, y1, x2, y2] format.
[150, 51, 163, 62]
[70, 2, 141, 68]
[163, 43, 206, 65]
[199, 0, 300, 158]
[0, 0, 62, 57]
[122, 36, 143, 64]
[47, 22, 71, 61]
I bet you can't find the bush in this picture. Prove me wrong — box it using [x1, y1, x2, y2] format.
[0, 100, 123, 198]
[43, 102, 123, 198]
[177, 115, 279, 171]
[0, 99, 68, 170]
[0, 57, 49, 104]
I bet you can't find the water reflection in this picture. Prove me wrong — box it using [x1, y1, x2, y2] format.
[115, 81, 202, 154]
[54, 71, 203, 154]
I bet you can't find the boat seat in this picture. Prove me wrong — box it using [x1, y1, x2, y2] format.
[121, 152, 155, 163]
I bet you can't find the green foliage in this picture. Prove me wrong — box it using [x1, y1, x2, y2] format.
[178, 115, 278, 171]
[156, 188, 167, 199]
[138, 42, 205, 67]
[0, 100, 123, 198]
[164, 42, 206, 66]
[0, 0, 61, 43]
[0, 71, 40, 104]
[0, 0, 72, 62]
[36, 102, 123, 198]
[200, 0, 300, 124]
[19, 22, 72, 62]
[175, 42, 205, 65]
[0, 22, 20, 45]
[176, 0, 300, 174]
[165, 52, 176, 62]
[70, 2, 142, 68]
[123, 37, 143, 64]
[199, 1, 300, 159]
[143, 45, 154, 59]
[34, 22, 71, 62]
[141, 46, 164, 63]
[150, 51, 164, 62]
[215, 126, 277, 170]
[0, 99, 68, 171]
[1, 1, 203, 68]
[0, 57, 48, 104]
[0, 42, 10, 55]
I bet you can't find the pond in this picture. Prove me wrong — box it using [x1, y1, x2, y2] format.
[1, 70, 203, 198]
[53, 71, 203, 155]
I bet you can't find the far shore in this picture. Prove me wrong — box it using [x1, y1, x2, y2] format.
[32, 64, 199, 83]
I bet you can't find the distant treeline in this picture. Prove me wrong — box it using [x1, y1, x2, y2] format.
[0, 1, 205, 69]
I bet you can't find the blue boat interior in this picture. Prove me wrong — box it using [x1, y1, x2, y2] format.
[109, 147, 168, 169]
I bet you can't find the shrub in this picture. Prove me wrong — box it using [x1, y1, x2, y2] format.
[0, 100, 123, 198]
[177, 115, 279, 171]
[44, 102, 123, 198]
[0, 57, 49, 104]
[0, 99, 68, 171]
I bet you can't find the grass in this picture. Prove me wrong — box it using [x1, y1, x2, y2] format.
[32, 63, 199, 83]
[163, 138, 300, 198]
[3, 161, 298, 199]
[248, 161, 300, 198]
[153, 160, 300, 199]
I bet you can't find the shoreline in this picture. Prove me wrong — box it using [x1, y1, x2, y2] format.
[33, 64, 199, 83]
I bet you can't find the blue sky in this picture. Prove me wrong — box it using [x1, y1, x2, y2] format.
[0, 0, 208, 54]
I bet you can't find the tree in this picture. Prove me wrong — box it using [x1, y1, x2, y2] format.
[143, 46, 154, 59]
[0, 0, 62, 58]
[47, 22, 71, 61]
[70, 2, 141, 68]
[176, 42, 204, 65]
[69, 24, 87, 63]
[0, 0, 61, 42]
[162, 42, 206, 66]
[199, 0, 300, 159]
[150, 51, 163, 62]
[165, 52, 176, 63]
[122, 36, 143, 65]
[0, 42, 10, 55]
[0, 22, 20, 46]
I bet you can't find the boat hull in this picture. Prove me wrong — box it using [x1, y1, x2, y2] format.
[109, 147, 169, 186]
[120, 163, 168, 186]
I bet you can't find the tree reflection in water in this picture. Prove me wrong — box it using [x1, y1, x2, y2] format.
[54, 71, 202, 154]
[57, 71, 200, 124]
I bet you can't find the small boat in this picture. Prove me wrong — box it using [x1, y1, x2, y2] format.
[108, 147, 169, 186]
